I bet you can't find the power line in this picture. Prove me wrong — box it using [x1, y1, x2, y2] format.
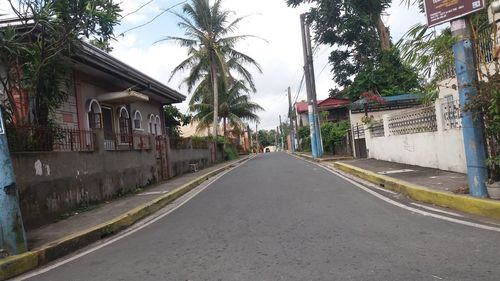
[121, 0, 155, 19]
[294, 73, 305, 103]
[118, 0, 188, 37]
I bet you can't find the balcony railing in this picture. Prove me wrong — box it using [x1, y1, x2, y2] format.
[104, 132, 152, 151]
[6, 126, 95, 152]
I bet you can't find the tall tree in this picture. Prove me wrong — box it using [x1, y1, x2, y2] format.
[167, 0, 261, 137]
[286, 0, 391, 88]
[0, 0, 121, 126]
[190, 78, 263, 138]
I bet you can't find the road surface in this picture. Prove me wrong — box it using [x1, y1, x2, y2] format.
[19, 153, 500, 280]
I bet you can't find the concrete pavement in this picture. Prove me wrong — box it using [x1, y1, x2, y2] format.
[18, 152, 500, 281]
[1, 157, 249, 280]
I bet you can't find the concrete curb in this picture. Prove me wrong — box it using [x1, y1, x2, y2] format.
[0, 156, 250, 281]
[334, 161, 500, 221]
[294, 152, 353, 162]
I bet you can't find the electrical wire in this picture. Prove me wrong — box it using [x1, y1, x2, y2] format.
[118, 0, 188, 37]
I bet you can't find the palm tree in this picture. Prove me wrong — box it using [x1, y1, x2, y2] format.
[166, 0, 261, 137]
[190, 78, 263, 138]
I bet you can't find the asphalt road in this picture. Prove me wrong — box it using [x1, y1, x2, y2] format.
[24, 153, 500, 281]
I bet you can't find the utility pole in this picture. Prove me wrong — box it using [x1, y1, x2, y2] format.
[287, 87, 296, 152]
[300, 14, 323, 158]
[294, 102, 300, 151]
[255, 123, 259, 153]
[450, 17, 488, 198]
[304, 16, 323, 156]
[300, 14, 318, 158]
[279, 115, 284, 150]
[0, 107, 27, 255]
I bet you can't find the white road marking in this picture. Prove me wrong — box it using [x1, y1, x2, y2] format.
[290, 154, 500, 233]
[13, 160, 249, 281]
[410, 202, 464, 218]
[137, 191, 169, 196]
[378, 169, 415, 175]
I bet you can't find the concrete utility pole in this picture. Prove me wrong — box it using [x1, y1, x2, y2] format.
[255, 123, 259, 153]
[450, 17, 488, 198]
[300, 14, 323, 158]
[0, 107, 28, 255]
[279, 115, 284, 150]
[287, 87, 296, 152]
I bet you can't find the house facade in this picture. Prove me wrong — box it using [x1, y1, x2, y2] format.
[295, 97, 351, 127]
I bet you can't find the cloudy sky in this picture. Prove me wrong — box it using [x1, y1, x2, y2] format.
[0, 0, 428, 130]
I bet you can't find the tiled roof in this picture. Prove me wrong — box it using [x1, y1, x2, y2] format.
[296, 97, 350, 113]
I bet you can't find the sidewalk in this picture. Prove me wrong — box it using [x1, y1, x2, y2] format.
[336, 159, 468, 194]
[1, 156, 249, 280]
[295, 151, 353, 162]
[328, 158, 500, 221]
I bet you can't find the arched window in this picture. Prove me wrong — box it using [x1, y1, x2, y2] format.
[133, 110, 142, 130]
[118, 107, 130, 142]
[154, 115, 161, 135]
[147, 114, 154, 134]
[87, 99, 102, 129]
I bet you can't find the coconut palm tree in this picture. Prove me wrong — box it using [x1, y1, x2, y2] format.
[190, 78, 263, 138]
[166, 0, 261, 137]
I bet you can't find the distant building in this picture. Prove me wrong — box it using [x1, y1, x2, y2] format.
[295, 97, 351, 127]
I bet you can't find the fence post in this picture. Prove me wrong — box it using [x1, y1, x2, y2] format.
[0, 108, 28, 255]
[383, 114, 390, 137]
[434, 99, 445, 133]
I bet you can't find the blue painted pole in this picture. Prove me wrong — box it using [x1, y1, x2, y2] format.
[308, 104, 318, 158]
[451, 18, 488, 198]
[315, 114, 323, 157]
[0, 107, 28, 255]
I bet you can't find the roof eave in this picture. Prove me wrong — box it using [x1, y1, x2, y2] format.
[78, 42, 186, 104]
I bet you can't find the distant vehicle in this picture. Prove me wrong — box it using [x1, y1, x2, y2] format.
[264, 146, 277, 153]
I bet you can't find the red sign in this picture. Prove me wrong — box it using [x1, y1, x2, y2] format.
[424, 0, 485, 27]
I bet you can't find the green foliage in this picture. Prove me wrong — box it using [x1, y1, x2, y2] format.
[320, 121, 350, 153]
[167, 0, 262, 137]
[298, 126, 311, 152]
[0, 0, 121, 125]
[257, 129, 276, 147]
[399, 3, 500, 180]
[347, 49, 421, 100]
[164, 105, 192, 138]
[286, 0, 391, 88]
[190, 78, 263, 135]
[224, 144, 239, 160]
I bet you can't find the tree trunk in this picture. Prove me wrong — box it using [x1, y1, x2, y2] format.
[211, 63, 219, 138]
[374, 16, 391, 51]
[223, 117, 227, 142]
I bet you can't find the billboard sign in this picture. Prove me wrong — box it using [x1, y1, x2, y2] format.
[424, 0, 485, 27]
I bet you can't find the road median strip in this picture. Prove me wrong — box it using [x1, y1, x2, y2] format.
[333, 161, 500, 221]
[0, 156, 250, 281]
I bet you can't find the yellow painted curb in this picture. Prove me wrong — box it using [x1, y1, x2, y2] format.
[0, 156, 249, 281]
[293, 152, 353, 162]
[334, 162, 500, 220]
[0, 252, 38, 280]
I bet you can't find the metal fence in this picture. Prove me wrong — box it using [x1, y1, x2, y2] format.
[388, 105, 438, 135]
[104, 132, 152, 151]
[6, 126, 95, 152]
[352, 124, 365, 139]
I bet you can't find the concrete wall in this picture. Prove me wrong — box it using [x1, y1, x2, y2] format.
[12, 132, 223, 230]
[12, 140, 158, 229]
[168, 142, 223, 178]
[364, 101, 466, 173]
